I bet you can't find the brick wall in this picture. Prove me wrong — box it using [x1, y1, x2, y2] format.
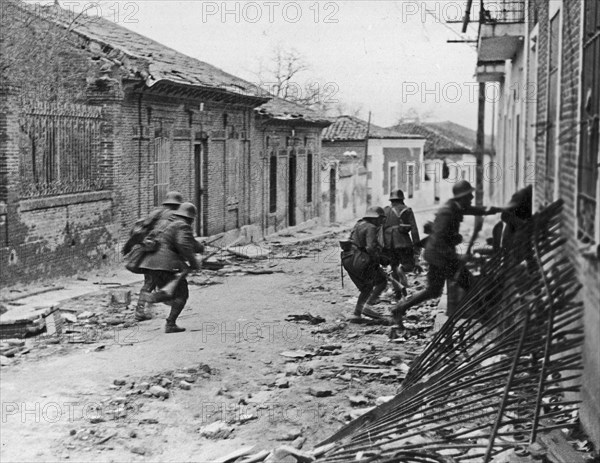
[557, 0, 582, 261]
[580, 254, 600, 447]
[534, 0, 600, 447]
[1, 1, 326, 286]
[255, 123, 323, 235]
[1, 1, 280, 285]
[0, 3, 120, 286]
[119, 93, 265, 239]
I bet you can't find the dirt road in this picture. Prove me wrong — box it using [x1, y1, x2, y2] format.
[1, 230, 440, 462]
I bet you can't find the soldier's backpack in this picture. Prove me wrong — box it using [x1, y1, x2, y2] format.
[123, 210, 168, 273]
[122, 210, 163, 256]
[384, 207, 413, 250]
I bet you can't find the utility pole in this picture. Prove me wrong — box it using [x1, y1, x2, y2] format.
[475, 83, 485, 207]
[364, 111, 372, 206]
[364, 111, 371, 168]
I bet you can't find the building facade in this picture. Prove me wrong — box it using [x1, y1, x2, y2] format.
[255, 97, 331, 234]
[0, 1, 326, 286]
[322, 116, 425, 215]
[392, 121, 495, 206]
[469, 0, 600, 445]
[319, 140, 368, 225]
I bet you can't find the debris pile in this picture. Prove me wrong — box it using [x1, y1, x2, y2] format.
[310, 200, 589, 462]
[0, 339, 29, 365]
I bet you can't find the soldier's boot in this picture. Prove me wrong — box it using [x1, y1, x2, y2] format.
[134, 293, 152, 322]
[366, 281, 387, 306]
[354, 290, 370, 317]
[165, 302, 186, 333]
[391, 302, 408, 329]
[391, 267, 408, 300]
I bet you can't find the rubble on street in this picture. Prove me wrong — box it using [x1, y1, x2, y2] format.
[1, 210, 597, 462]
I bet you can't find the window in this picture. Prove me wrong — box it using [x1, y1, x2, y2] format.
[227, 137, 242, 206]
[389, 162, 398, 193]
[578, 0, 600, 243]
[545, 11, 560, 203]
[269, 153, 277, 213]
[527, 28, 538, 195]
[154, 135, 170, 206]
[18, 102, 103, 198]
[306, 151, 313, 203]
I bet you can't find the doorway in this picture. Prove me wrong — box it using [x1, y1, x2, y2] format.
[288, 152, 297, 226]
[194, 143, 206, 236]
[407, 163, 415, 199]
[329, 166, 336, 223]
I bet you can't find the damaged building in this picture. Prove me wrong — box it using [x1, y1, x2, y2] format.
[0, 0, 330, 285]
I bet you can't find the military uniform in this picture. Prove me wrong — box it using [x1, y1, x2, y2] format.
[139, 206, 200, 332]
[500, 185, 532, 250]
[129, 207, 177, 320]
[382, 197, 421, 298]
[392, 181, 501, 326]
[124, 191, 184, 322]
[342, 208, 388, 318]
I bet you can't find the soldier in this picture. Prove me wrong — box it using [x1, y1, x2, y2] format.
[137, 202, 203, 333]
[341, 206, 389, 320]
[391, 180, 503, 328]
[382, 189, 421, 300]
[500, 185, 533, 250]
[124, 191, 184, 322]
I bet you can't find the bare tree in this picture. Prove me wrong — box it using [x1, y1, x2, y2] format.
[394, 107, 436, 125]
[256, 46, 309, 100]
[254, 45, 338, 112]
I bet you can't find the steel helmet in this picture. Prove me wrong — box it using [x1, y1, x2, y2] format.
[363, 206, 385, 219]
[389, 189, 405, 201]
[162, 191, 183, 206]
[452, 180, 475, 199]
[173, 202, 197, 220]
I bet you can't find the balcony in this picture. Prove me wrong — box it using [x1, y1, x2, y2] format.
[479, 0, 526, 25]
[476, 0, 525, 66]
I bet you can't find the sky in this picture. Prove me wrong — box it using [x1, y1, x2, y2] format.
[36, 0, 484, 129]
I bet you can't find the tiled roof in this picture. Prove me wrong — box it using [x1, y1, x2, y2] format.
[22, 1, 267, 99]
[389, 121, 493, 159]
[322, 116, 423, 141]
[255, 97, 332, 126]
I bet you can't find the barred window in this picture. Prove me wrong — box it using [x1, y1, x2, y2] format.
[154, 136, 170, 207]
[18, 102, 103, 198]
[545, 11, 560, 203]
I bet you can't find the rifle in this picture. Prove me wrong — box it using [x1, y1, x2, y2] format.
[151, 246, 225, 302]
